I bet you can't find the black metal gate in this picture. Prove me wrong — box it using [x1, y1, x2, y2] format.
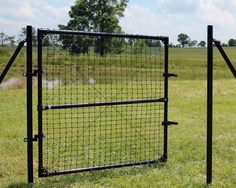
[37, 29, 173, 177]
[0, 26, 178, 183]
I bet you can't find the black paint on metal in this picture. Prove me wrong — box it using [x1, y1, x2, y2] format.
[162, 121, 178, 126]
[206, 26, 236, 185]
[37, 28, 172, 178]
[26, 25, 34, 183]
[163, 73, 178, 78]
[207, 25, 213, 185]
[213, 40, 236, 78]
[37, 29, 44, 178]
[38, 28, 168, 42]
[40, 160, 157, 177]
[162, 37, 169, 162]
[0, 40, 26, 84]
[41, 98, 166, 110]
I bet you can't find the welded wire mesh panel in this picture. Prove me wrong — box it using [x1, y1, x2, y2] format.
[39, 31, 165, 175]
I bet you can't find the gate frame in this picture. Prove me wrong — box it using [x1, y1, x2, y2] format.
[35, 28, 175, 178]
[0, 25, 177, 184]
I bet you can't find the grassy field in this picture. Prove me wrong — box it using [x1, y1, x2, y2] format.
[0, 47, 236, 187]
[1, 46, 236, 77]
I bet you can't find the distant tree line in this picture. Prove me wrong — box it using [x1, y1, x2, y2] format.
[1, 0, 236, 52]
[176, 33, 206, 48]
[0, 32, 16, 47]
[228, 39, 236, 46]
[0, 27, 37, 47]
[176, 33, 236, 48]
[2, 28, 236, 50]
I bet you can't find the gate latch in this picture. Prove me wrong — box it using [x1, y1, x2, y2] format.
[163, 73, 178, 78]
[24, 134, 45, 142]
[23, 69, 42, 77]
[162, 121, 178, 126]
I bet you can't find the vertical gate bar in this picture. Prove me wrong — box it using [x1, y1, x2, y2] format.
[207, 25, 213, 184]
[163, 37, 169, 161]
[26, 25, 33, 183]
[38, 30, 43, 177]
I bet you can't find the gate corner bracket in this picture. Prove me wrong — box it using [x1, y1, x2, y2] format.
[161, 37, 169, 46]
[159, 154, 167, 162]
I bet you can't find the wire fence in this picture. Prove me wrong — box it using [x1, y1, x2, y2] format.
[39, 32, 165, 175]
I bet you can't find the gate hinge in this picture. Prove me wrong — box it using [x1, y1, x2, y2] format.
[162, 121, 178, 126]
[24, 134, 45, 142]
[163, 73, 178, 78]
[23, 70, 43, 77]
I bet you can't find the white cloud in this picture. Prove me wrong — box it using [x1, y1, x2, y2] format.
[1, 0, 236, 43]
[120, 4, 168, 36]
[0, 0, 71, 36]
[199, 0, 235, 26]
[120, 0, 236, 43]
[120, 3, 202, 43]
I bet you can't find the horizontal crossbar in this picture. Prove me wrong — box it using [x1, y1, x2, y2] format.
[41, 98, 166, 110]
[39, 29, 168, 42]
[39, 159, 158, 177]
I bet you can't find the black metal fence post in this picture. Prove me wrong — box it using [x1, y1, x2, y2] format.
[26, 25, 34, 183]
[163, 37, 169, 161]
[207, 25, 213, 184]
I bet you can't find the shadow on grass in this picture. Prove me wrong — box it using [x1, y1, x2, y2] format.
[7, 182, 33, 188]
[10, 163, 165, 187]
[45, 165, 163, 187]
[6, 163, 166, 187]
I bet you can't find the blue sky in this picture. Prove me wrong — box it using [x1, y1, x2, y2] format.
[0, 0, 236, 44]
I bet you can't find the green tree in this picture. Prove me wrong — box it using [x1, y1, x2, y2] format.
[228, 39, 236, 46]
[189, 40, 198, 47]
[0, 32, 8, 46]
[198, 40, 206, 47]
[222, 43, 228, 47]
[59, 0, 128, 55]
[133, 39, 147, 54]
[127, 38, 134, 46]
[7, 36, 16, 47]
[19, 27, 37, 46]
[42, 35, 54, 46]
[177, 33, 190, 48]
[145, 39, 161, 48]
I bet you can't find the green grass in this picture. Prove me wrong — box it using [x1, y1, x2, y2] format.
[1, 46, 236, 80]
[0, 79, 235, 187]
[169, 47, 236, 80]
[0, 47, 236, 187]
